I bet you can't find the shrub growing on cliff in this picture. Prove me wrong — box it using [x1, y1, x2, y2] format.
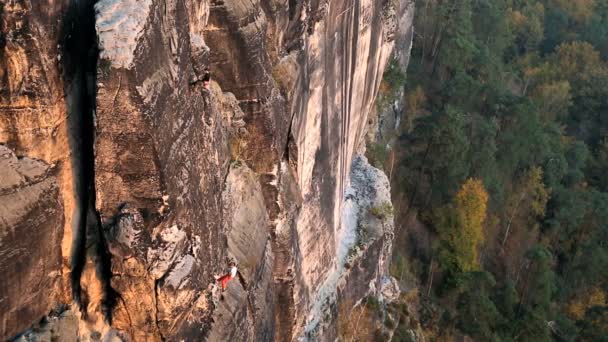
[377, 58, 407, 110]
[272, 60, 297, 97]
[369, 202, 394, 222]
[229, 136, 246, 165]
[366, 142, 389, 170]
[337, 300, 377, 342]
[390, 253, 408, 281]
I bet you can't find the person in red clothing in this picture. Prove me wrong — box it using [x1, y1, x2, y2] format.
[216, 261, 237, 291]
[202, 68, 211, 89]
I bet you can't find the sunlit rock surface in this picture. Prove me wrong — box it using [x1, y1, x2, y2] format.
[302, 154, 395, 340]
[0, 0, 413, 340]
[0, 146, 63, 337]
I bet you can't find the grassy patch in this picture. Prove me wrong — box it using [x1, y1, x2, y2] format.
[366, 142, 389, 170]
[369, 202, 394, 222]
[377, 58, 407, 110]
[390, 253, 408, 279]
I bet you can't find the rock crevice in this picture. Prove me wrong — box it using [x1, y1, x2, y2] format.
[0, 0, 414, 340]
[61, 0, 117, 324]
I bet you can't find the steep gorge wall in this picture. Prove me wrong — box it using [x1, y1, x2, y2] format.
[0, 0, 76, 336]
[290, 0, 396, 324]
[0, 0, 413, 340]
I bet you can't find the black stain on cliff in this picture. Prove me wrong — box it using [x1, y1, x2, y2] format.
[61, 0, 116, 323]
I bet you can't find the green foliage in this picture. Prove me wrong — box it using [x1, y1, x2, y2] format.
[377, 59, 407, 109]
[366, 143, 388, 171]
[436, 179, 488, 283]
[579, 306, 608, 340]
[390, 253, 408, 280]
[384, 315, 395, 329]
[383, 59, 407, 91]
[365, 296, 382, 315]
[523, 246, 556, 312]
[588, 139, 608, 191]
[456, 272, 502, 340]
[400, 106, 471, 208]
[369, 202, 394, 222]
[495, 280, 518, 323]
[511, 2, 545, 52]
[390, 0, 608, 339]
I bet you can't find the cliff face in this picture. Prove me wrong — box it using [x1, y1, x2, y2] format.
[0, 0, 413, 340]
[0, 0, 73, 337]
[0, 146, 64, 337]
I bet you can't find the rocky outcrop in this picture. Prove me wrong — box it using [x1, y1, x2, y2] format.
[0, 146, 63, 337]
[0, 0, 75, 338]
[302, 154, 395, 340]
[369, 0, 415, 144]
[0, 0, 413, 340]
[207, 163, 274, 341]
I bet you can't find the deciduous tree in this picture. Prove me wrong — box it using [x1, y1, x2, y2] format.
[436, 179, 489, 282]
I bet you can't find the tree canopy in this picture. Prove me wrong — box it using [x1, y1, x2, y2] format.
[387, 0, 608, 339]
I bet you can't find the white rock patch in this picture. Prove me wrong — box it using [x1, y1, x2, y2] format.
[147, 224, 187, 279]
[301, 154, 393, 338]
[190, 33, 209, 52]
[165, 254, 195, 289]
[114, 214, 143, 248]
[95, 0, 152, 69]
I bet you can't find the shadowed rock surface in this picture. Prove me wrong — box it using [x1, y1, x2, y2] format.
[0, 146, 63, 337]
[0, 0, 413, 340]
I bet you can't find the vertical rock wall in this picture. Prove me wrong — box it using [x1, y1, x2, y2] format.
[372, 0, 415, 143]
[0, 0, 414, 340]
[0, 147, 64, 337]
[0, 1, 73, 338]
[290, 0, 396, 325]
[94, 0, 229, 339]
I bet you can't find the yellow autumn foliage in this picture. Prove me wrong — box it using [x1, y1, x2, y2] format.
[454, 178, 489, 271]
[566, 287, 607, 321]
[437, 178, 489, 274]
[509, 9, 527, 29]
[550, 0, 595, 24]
[532, 81, 572, 121]
[552, 41, 604, 82]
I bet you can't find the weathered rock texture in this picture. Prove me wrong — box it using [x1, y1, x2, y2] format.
[0, 0, 75, 338]
[0, 146, 63, 337]
[371, 0, 415, 144]
[289, 2, 400, 337]
[0, 0, 413, 340]
[302, 154, 395, 339]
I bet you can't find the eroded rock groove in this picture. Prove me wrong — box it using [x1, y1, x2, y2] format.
[61, 0, 115, 322]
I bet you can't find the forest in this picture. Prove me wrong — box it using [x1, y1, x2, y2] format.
[373, 0, 608, 340]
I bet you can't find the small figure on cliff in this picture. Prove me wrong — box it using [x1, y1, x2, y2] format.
[203, 67, 211, 89]
[215, 261, 238, 293]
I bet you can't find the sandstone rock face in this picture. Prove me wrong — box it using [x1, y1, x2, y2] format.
[0, 0, 413, 340]
[289, 2, 399, 335]
[0, 146, 63, 337]
[373, 0, 415, 143]
[302, 154, 395, 340]
[0, 1, 76, 338]
[207, 163, 274, 341]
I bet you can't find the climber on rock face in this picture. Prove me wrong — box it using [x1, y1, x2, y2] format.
[203, 67, 211, 89]
[215, 261, 237, 292]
